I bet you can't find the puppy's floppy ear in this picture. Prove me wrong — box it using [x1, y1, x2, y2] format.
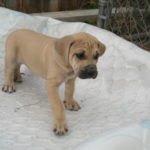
[55, 35, 75, 63]
[97, 41, 106, 56]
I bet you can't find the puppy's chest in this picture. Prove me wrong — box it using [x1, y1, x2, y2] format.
[65, 71, 75, 81]
[58, 71, 75, 82]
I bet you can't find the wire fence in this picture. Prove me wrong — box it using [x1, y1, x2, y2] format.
[0, 0, 149, 50]
[97, 0, 150, 51]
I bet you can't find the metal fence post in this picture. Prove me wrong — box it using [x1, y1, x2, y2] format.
[97, 0, 112, 29]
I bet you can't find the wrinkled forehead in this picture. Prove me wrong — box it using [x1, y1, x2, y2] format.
[74, 39, 98, 50]
[73, 39, 99, 53]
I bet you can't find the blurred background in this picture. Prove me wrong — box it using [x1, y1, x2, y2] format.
[0, 0, 149, 51]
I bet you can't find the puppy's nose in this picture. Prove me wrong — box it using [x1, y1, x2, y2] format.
[84, 65, 98, 79]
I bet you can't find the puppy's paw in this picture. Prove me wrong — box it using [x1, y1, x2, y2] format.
[64, 100, 81, 111]
[53, 120, 68, 135]
[2, 83, 16, 93]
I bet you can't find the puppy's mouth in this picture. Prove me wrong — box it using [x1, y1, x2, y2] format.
[78, 65, 98, 79]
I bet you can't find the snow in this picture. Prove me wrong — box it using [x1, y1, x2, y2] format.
[0, 7, 150, 150]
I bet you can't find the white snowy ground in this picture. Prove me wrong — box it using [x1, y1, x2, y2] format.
[0, 7, 150, 150]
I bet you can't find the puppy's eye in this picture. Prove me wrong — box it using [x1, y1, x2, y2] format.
[93, 53, 99, 60]
[76, 52, 85, 60]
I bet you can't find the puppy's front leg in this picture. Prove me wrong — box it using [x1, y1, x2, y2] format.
[46, 80, 68, 135]
[64, 78, 80, 111]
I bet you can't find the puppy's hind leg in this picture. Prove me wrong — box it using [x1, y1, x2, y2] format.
[14, 64, 23, 83]
[2, 53, 17, 93]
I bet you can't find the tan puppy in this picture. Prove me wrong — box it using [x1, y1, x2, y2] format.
[2, 29, 105, 135]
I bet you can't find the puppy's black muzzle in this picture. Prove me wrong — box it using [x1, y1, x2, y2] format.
[78, 65, 98, 79]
